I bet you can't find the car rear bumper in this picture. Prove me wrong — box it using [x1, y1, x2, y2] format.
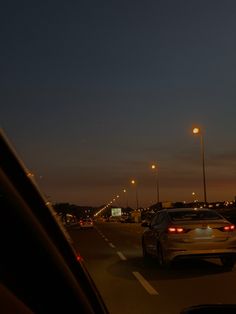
[162, 236, 236, 262]
[165, 248, 236, 262]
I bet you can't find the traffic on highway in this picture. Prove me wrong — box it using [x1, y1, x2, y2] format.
[1, 122, 236, 314]
[2, 1, 236, 313]
[67, 215, 236, 314]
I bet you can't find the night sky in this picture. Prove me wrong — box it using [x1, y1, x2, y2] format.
[1, 0, 236, 207]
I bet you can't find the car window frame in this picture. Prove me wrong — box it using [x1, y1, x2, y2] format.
[150, 211, 166, 228]
[0, 129, 108, 314]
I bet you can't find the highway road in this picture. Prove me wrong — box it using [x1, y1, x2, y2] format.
[68, 222, 236, 314]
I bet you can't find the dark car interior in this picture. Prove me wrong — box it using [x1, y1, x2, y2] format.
[0, 129, 108, 313]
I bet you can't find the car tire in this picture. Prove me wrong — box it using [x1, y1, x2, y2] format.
[220, 256, 235, 271]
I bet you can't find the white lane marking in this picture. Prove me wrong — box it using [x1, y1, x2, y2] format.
[117, 251, 127, 260]
[132, 271, 159, 295]
[95, 228, 103, 236]
[95, 229, 111, 244]
[95, 229, 116, 249]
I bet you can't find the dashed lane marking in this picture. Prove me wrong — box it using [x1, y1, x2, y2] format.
[109, 243, 116, 248]
[117, 251, 127, 260]
[132, 271, 159, 295]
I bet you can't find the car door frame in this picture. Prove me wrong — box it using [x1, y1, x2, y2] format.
[144, 211, 167, 255]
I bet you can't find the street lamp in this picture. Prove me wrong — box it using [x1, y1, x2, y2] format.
[192, 127, 207, 204]
[27, 172, 34, 178]
[123, 189, 128, 208]
[151, 164, 160, 207]
[191, 192, 198, 202]
[116, 195, 120, 207]
[131, 179, 139, 210]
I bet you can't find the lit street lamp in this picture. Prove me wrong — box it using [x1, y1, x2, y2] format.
[123, 189, 128, 208]
[116, 195, 120, 207]
[151, 164, 160, 206]
[131, 179, 139, 210]
[192, 127, 207, 204]
[191, 192, 198, 202]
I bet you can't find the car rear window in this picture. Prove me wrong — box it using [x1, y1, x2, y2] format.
[169, 210, 222, 221]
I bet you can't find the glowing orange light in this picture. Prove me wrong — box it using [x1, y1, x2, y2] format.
[193, 127, 200, 134]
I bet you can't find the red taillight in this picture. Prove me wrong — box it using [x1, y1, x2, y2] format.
[222, 225, 235, 232]
[77, 255, 83, 262]
[167, 226, 185, 234]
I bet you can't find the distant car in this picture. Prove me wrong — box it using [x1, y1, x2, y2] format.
[79, 218, 94, 229]
[141, 208, 236, 270]
[125, 216, 134, 223]
[107, 217, 117, 222]
[119, 216, 126, 223]
[120, 215, 133, 223]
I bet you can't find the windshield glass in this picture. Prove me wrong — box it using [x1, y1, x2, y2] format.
[2, 1, 236, 314]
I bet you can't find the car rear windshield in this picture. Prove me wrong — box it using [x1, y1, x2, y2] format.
[169, 210, 222, 221]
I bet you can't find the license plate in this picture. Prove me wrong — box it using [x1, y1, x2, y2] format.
[194, 227, 213, 238]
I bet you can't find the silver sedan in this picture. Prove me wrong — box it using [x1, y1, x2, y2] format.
[141, 208, 236, 270]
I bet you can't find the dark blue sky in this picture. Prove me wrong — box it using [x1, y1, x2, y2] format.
[1, 0, 236, 207]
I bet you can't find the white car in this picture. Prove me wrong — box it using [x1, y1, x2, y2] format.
[142, 208, 236, 270]
[79, 218, 94, 229]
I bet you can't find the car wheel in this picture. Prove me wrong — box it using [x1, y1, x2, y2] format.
[220, 256, 235, 271]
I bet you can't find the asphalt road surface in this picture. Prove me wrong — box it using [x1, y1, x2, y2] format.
[68, 222, 236, 314]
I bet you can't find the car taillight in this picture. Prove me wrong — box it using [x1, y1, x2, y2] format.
[77, 255, 83, 262]
[220, 225, 235, 232]
[167, 226, 187, 234]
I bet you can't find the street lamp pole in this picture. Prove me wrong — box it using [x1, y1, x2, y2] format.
[151, 164, 160, 206]
[123, 189, 128, 208]
[116, 195, 120, 207]
[193, 127, 207, 204]
[131, 180, 139, 210]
